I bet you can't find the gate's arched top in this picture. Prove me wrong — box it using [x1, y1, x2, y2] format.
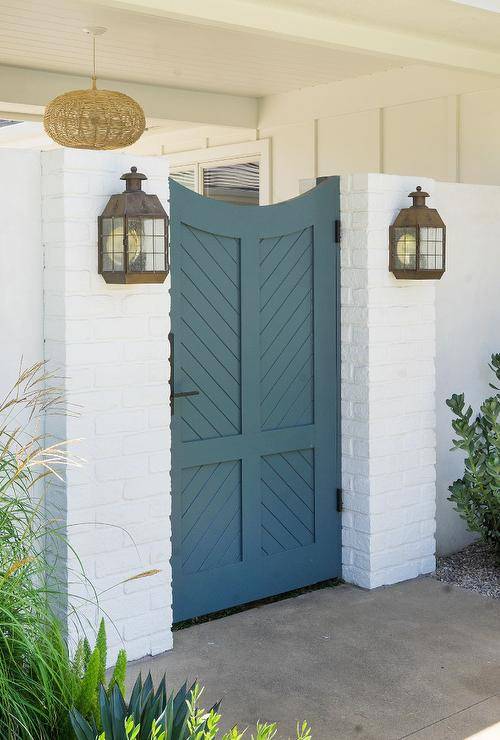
[168, 176, 340, 237]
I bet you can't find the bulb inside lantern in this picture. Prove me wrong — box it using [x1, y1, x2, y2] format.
[394, 228, 417, 269]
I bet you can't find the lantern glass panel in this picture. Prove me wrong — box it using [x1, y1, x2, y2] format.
[154, 252, 166, 270]
[393, 227, 417, 270]
[102, 217, 112, 236]
[102, 217, 124, 271]
[127, 218, 144, 271]
[154, 218, 165, 235]
[419, 227, 444, 270]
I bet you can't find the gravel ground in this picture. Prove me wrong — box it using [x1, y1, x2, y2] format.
[434, 540, 500, 598]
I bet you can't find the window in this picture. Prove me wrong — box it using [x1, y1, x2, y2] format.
[168, 140, 270, 206]
[169, 168, 196, 192]
[202, 161, 259, 205]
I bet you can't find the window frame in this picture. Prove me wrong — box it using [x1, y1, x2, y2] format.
[167, 139, 271, 205]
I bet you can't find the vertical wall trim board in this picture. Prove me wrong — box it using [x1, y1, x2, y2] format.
[378, 108, 384, 173]
[313, 119, 319, 179]
[446, 96, 460, 182]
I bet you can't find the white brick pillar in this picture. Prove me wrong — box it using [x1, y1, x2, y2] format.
[340, 174, 436, 589]
[42, 149, 172, 663]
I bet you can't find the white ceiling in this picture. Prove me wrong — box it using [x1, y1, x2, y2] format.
[0, 0, 416, 97]
[256, 0, 500, 53]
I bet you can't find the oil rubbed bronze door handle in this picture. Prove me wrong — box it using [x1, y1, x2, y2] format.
[168, 332, 200, 414]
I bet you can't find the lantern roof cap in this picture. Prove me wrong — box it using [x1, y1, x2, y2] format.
[408, 185, 429, 207]
[121, 166, 147, 192]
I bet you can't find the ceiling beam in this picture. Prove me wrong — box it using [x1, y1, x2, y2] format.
[0, 65, 258, 128]
[86, 0, 500, 76]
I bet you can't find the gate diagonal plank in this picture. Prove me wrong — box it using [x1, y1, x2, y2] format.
[181, 370, 240, 440]
[170, 177, 340, 622]
[181, 460, 241, 574]
[261, 450, 315, 555]
[181, 257, 239, 335]
[180, 224, 241, 442]
[260, 228, 314, 431]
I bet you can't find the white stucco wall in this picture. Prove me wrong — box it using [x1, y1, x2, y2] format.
[434, 181, 500, 554]
[0, 150, 43, 391]
[41, 149, 172, 664]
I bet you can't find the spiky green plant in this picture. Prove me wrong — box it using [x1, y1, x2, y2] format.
[108, 649, 127, 697]
[86, 682, 313, 740]
[72, 618, 129, 729]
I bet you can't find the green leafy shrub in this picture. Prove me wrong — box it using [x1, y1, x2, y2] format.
[75, 682, 312, 740]
[447, 353, 500, 556]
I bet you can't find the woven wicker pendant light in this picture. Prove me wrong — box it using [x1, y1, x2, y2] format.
[44, 27, 146, 150]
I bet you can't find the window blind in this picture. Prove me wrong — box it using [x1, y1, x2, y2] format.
[203, 161, 259, 205]
[170, 168, 196, 191]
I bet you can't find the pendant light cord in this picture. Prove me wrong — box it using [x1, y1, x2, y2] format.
[92, 35, 97, 89]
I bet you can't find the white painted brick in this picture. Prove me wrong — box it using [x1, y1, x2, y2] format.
[93, 317, 148, 340]
[341, 173, 436, 590]
[148, 406, 171, 428]
[42, 150, 172, 667]
[149, 452, 170, 473]
[94, 363, 149, 389]
[66, 341, 123, 366]
[123, 471, 170, 500]
[123, 430, 169, 455]
[94, 410, 147, 436]
[148, 361, 169, 383]
[124, 340, 167, 362]
[95, 455, 148, 482]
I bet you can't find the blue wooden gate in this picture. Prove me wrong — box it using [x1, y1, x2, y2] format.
[169, 177, 341, 621]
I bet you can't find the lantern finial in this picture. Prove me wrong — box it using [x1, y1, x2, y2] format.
[408, 185, 430, 207]
[120, 166, 147, 192]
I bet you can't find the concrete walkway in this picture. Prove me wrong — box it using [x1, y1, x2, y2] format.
[128, 578, 500, 739]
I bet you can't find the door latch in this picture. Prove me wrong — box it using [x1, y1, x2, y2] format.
[168, 332, 200, 414]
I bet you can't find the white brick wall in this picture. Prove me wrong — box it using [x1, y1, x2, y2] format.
[39, 156, 438, 661]
[340, 174, 437, 589]
[42, 149, 172, 663]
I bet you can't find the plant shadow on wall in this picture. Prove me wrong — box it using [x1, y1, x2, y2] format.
[447, 353, 500, 560]
[0, 363, 313, 740]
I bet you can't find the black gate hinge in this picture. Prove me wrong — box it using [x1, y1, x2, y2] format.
[336, 488, 343, 513]
[335, 219, 341, 244]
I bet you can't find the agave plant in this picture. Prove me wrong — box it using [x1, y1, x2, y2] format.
[74, 681, 312, 740]
[70, 673, 203, 740]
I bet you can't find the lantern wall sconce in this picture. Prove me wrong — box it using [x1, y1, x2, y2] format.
[389, 186, 446, 279]
[98, 167, 169, 284]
